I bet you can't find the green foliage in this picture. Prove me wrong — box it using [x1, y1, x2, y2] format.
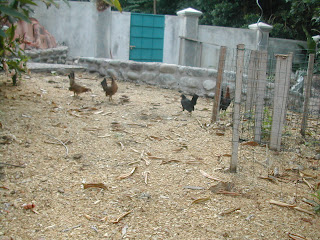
[262, 106, 272, 140]
[1, 2, 29, 85]
[303, 190, 320, 214]
[313, 190, 320, 213]
[100, 0, 122, 12]
[122, 0, 319, 41]
[0, 0, 71, 85]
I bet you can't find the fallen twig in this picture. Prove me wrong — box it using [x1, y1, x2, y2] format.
[147, 156, 165, 160]
[140, 150, 150, 165]
[200, 170, 223, 182]
[142, 171, 150, 184]
[220, 207, 241, 216]
[183, 186, 206, 190]
[42, 133, 69, 157]
[161, 159, 180, 164]
[258, 176, 278, 184]
[196, 119, 204, 129]
[302, 178, 314, 191]
[269, 200, 315, 216]
[117, 167, 137, 180]
[118, 141, 125, 151]
[61, 224, 82, 232]
[288, 232, 310, 240]
[216, 191, 241, 196]
[0, 162, 25, 168]
[111, 211, 132, 223]
[191, 197, 210, 204]
[83, 183, 108, 190]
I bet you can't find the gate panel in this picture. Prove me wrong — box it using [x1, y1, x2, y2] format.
[130, 13, 164, 62]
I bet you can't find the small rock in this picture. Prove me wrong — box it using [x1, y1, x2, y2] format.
[0, 133, 17, 144]
[138, 193, 151, 200]
[73, 154, 82, 160]
[315, 154, 320, 160]
[58, 188, 65, 194]
[0, 236, 13, 240]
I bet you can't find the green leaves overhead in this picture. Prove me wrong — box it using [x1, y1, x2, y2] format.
[0, 5, 30, 22]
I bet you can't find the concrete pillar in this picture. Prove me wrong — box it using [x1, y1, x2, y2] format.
[313, 35, 320, 53]
[248, 22, 273, 51]
[177, 8, 202, 66]
[96, 7, 112, 58]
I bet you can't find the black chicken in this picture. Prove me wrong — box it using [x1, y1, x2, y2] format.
[181, 94, 199, 113]
[219, 87, 231, 111]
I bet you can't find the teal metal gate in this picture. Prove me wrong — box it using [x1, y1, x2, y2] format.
[129, 13, 165, 62]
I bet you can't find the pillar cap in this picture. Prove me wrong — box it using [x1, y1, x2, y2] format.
[177, 8, 202, 17]
[248, 22, 273, 32]
[312, 35, 320, 43]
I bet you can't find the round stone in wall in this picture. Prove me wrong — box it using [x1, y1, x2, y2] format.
[203, 80, 216, 90]
[127, 71, 139, 80]
[159, 64, 177, 74]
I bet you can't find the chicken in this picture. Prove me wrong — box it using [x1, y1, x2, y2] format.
[219, 86, 231, 111]
[101, 76, 118, 101]
[68, 71, 91, 97]
[180, 94, 199, 114]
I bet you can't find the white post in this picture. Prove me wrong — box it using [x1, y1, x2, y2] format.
[248, 22, 273, 51]
[177, 8, 202, 67]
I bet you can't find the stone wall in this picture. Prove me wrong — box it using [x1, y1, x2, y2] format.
[78, 57, 236, 97]
[25, 46, 69, 64]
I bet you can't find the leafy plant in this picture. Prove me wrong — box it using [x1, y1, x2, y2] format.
[262, 106, 272, 140]
[0, 0, 122, 85]
[96, 0, 122, 12]
[306, 190, 320, 214]
[0, 0, 68, 85]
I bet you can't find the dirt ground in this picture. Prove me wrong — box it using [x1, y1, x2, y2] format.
[0, 71, 319, 240]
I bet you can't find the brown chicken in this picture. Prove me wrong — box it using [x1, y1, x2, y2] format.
[101, 76, 118, 101]
[68, 71, 91, 97]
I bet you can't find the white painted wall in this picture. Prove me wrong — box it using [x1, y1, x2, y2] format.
[32, 1, 111, 58]
[163, 15, 181, 64]
[198, 25, 257, 69]
[31, 2, 306, 68]
[111, 11, 131, 60]
[269, 37, 307, 63]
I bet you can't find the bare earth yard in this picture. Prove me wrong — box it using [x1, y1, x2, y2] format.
[0, 72, 319, 240]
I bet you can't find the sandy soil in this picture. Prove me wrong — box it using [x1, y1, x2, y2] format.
[0, 72, 319, 240]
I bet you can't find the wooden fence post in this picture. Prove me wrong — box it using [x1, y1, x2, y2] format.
[254, 50, 268, 143]
[245, 50, 258, 114]
[211, 46, 227, 123]
[269, 53, 293, 151]
[301, 54, 315, 137]
[230, 44, 245, 173]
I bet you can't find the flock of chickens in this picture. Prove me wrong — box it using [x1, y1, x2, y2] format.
[68, 71, 232, 113]
[180, 86, 232, 114]
[68, 71, 118, 101]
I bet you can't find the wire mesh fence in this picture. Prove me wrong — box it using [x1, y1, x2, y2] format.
[213, 44, 319, 172]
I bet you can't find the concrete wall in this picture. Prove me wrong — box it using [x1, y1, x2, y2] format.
[32, 2, 307, 69]
[198, 25, 257, 69]
[25, 46, 68, 64]
[163, 15, 181, 64]
[110, 11, 131, 60]
[78, 57, 234, 98]
[269, 37, 307, 63]
[32, 1, 112, 58]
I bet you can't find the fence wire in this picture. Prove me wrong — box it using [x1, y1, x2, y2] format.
[214, 45, 319, 177]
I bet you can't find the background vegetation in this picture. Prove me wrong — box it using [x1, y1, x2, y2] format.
[120, 0, 319, 41]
